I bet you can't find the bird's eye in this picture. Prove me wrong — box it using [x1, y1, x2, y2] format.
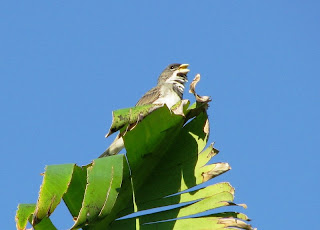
[170, 66, 175, 69]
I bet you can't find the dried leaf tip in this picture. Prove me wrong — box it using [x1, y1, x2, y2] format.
[189, 74, 211, 103]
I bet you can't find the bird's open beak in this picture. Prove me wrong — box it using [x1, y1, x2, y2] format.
[178, 64, 190, 74]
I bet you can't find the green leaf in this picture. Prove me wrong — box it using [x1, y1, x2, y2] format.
[33, 164, 75, 225]
[16, 204, 36, 230]
[111, 102, 253, 229]
[15, 204, 57, 230]
[77, 155, 132, 230]
[63, 165, 88, 219]
[16, 76, 255, 229]
[33, 217, 57, 230]
[71, 155, 126, 229]
[124, 105, 185, 173]
[140, 216, 252, 230]
[132, 111, 210, 205]
[105, 104, 159, 137]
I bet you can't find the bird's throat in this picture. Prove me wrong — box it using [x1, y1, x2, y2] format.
[153, 82, 184, 108]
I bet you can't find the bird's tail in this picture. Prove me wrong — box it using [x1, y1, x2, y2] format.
[99, 135, 125, 158]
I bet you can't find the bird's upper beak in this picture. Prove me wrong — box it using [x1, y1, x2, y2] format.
[178, 64, 190, 75]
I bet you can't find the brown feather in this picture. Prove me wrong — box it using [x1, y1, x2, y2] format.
[135, 86, 161, 106]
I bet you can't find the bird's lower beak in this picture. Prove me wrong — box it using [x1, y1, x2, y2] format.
[178, 64, 190, 74]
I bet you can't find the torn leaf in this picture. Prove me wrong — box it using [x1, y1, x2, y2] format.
[105, 104, 160, 137]
[201, 163, 231, 182]
[218, 218, 255, 230]
[189, 74, 211, 103]
[171, 99, 190, 116]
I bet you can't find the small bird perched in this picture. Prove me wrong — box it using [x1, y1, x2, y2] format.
[99, 63, 190, 158]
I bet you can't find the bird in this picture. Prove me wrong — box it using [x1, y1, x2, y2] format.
[99, 63, 190, 158]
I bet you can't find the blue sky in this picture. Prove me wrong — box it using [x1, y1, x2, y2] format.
[1, 1, 319, 229]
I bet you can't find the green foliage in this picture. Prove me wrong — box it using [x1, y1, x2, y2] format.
[16, 86, 255, 229]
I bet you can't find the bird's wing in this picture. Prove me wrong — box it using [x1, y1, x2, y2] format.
[136, 86, 161, 106]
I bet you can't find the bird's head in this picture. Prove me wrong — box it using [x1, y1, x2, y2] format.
[157, 63, 190, 85]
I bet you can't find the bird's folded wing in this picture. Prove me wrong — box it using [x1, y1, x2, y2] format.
[135, 86, 160, 106]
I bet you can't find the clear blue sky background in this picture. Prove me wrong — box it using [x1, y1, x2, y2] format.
[1, 1, 319, 229]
